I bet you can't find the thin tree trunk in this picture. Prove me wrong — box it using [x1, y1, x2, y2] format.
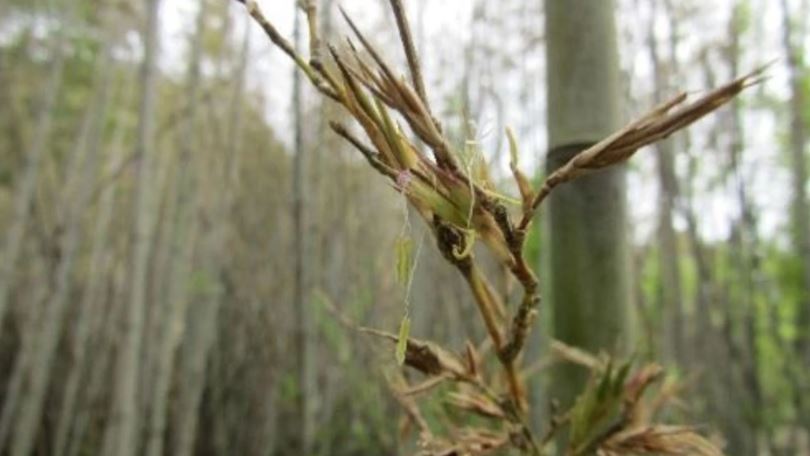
[139, 90, 190, 437]
[309, 0, 336, 441]
[53, 107, 129, 456]
[8, 40, 114, 456]
[544, 0, 631, 411]
[172, 127, 228, 456]
[171, 270, 220, 456]
[145, 193, 197, 452]
[68, 249, 128, 456]
[647, 0, 685, 364]
[103, 0, 162, 453]
[291, 2, 314, 453]
[144, 4, 207, 455]
[780, 0, 810, 362]
[0, 269, 49, 452]
[172, 6, 253, 453]
[204, 15, 252, 456]
[779, 0, 810, 440]
[0, 16, 68, 337]
[721, 4, 764, 451]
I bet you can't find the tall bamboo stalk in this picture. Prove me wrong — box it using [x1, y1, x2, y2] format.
[0, 2, 69, 337]
[544, 0, 631, 410]
[291, 1, 315, 452]
[53, 105, 128, 456]
[103, 0, 162, 453]
[10, 38, 114, 456]
[647, 0, 685, 364]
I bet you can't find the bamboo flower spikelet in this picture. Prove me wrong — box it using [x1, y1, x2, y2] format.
[233, 0, 762, 453]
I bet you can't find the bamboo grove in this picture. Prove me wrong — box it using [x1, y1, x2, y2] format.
[1, 0, 808, 455]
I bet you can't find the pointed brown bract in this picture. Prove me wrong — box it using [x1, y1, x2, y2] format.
[519, 66, 767, 230]
[464, 341, 481, 379]
[601, 426, 723, 456]
[447, 390, 505, 420]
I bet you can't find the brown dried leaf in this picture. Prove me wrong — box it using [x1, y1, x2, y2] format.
[417, 428, 509, 456]
[524, 66, 767, 223]
[464, 340, 481, 378]
[624, 364, 665, 406]
[398, 374, 449, 397]
[600, 425, 724, 456]
[550, 340, 603, 370]
[446, 391, 505, 420]
[359, 327, 466, 377]
[388, 376, 433, 438]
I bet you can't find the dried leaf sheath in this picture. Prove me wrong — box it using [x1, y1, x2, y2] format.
[519, 66, 767, 230]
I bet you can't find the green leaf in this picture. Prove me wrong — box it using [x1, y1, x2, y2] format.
[395, 236, 413, 286]
[597, 360, 614, 400]
[614, 359, 634, 395]
[395, 316, 411, 366]
[570, 380, 598, 445]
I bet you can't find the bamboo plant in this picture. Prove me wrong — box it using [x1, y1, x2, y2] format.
[232, 0, 763, 453]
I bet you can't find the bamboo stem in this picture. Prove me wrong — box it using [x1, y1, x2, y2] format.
[245, 0, 338, 100]
[388, 0, 428, 105]
[301, 0, 321, 65]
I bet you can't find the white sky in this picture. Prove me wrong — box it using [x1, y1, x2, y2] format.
[157, 0, 803, 246]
